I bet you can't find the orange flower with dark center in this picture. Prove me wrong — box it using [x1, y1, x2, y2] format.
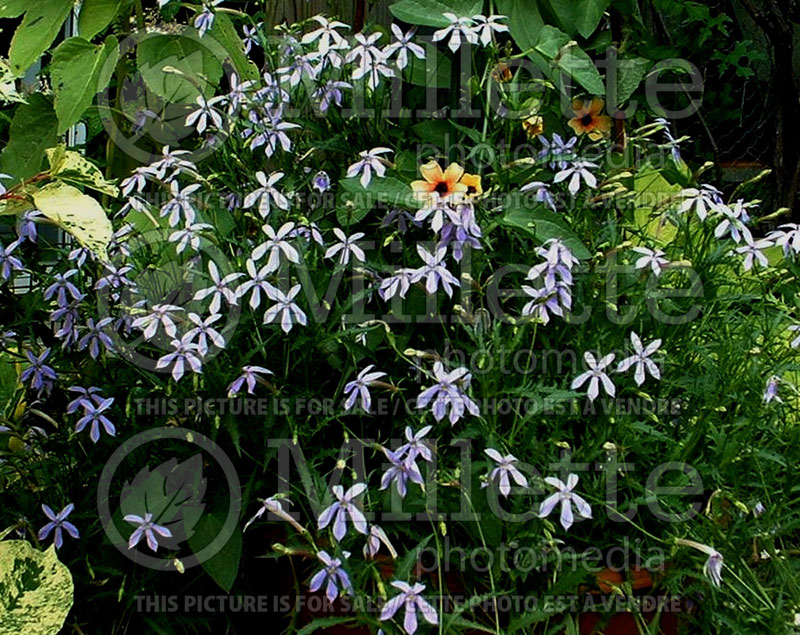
[411, 161, 468, 203]
[460, 173, 482, 197]
[568, 97, 612, 140]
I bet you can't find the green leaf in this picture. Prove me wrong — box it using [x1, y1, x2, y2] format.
[403, 46, 452, 88]
[77, 0, 123, 40]
[187, 508, 242, 593]
[613, 0, 644, 23]
[0, 541, 74, 634]
[412, 119, 451, 147]
[46, 145, 119, 197]
[614, 57, 651, 106]
[51, 36, 120, 134]
[0, 351, 19, 412]
[32, 181, 113, 260]
[0, 198, 32, 217]
[8, 1, 75, 76]
[542, 0, 578, 35]
[497, 0, 544, 50]
[442, 594, 501, 632]
[0, 94, 59, 182]
[207, 11, 259, 82]
[507, 607, 552, 631]
[395, 534, 433, 579]
[501, 203, 592, 259]
[534, 25, 563, 59]
[450, 119, 483, 143]
[535, 25, 570, 58]
[337, 176, 421, 225]
[632, 171, 681, 246]
[136, 30, 224, 104]
[0, 0, 28, 18]
[119, 455, 207, 544]
[389, 0, 483, 27]
[535, 26, 605, 94]
[575, 0, 611, 38]
[496, 0, 552, 77]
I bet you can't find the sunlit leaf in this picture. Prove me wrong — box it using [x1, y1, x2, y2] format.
[0, 541, 74, 634]
[32, 181, 113, 260]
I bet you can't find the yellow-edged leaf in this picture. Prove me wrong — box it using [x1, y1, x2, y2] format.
[46, 145, 119, 197]
[0, 541, 74, 634]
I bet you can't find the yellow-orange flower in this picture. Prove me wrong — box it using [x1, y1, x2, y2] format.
[459, 173, 482, 197]
[522, 115, 544, 139]
[567, 97, 612, 140]
[411, 161, 468, 203]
